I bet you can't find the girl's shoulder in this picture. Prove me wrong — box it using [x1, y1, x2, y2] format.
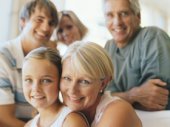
[24, 119, 34, 127]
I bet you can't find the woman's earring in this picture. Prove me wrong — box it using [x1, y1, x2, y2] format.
[99, 89, 103, 95]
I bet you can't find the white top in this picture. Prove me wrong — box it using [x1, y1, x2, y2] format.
[0, 36, 34, 119]
[57, 42, 68, 57]
[30, 106, 72, 127]
[91, 92, 120, 127]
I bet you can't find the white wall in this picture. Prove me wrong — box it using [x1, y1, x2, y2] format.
[52, 0, 65, 11]
[0, 0, 26, 43]
[0, 0, 12, 42]
[140, 2, 168, 34]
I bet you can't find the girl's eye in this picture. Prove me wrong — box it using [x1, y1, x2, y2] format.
[24, 78, 32, 85]
[41, 79, 52, 84]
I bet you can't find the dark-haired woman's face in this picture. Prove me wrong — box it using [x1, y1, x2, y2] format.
[57, 16, 81, 45]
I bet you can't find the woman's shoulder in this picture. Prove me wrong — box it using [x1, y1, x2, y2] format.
[107, 98, 134, 113]
[62, 111, 89, 127]
[99, 99, 142, 127]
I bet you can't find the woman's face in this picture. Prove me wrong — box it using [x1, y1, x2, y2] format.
[22, 59, 59, 110]
[57, 16, 81, 45]
[60, 58, 103, 112]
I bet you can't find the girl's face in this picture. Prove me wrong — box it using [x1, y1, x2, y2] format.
[22, 58, 59, 110]
[57, 16, 81, 45]
[60, 58, 103, 112]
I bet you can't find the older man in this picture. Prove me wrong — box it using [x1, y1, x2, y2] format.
[103, 0, 170, 111]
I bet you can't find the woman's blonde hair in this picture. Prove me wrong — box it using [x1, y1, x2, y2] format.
[62, 41, 113, 81]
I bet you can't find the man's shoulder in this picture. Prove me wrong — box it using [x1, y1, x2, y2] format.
[0, 37, 20, 51]
[0, 37, 21, 67]
[139, 26, 167, 38]
[105, 39, 114, 45]
[105, 39, 115, 49]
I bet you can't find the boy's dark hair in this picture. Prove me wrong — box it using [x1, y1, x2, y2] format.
[19, 0, 58, 26]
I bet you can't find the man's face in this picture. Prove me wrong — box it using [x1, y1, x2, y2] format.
[104, 0, 140, 48]
[21, 6, 56, 48]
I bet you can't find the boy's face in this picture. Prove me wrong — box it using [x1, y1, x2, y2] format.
[21, 6, 56, 48]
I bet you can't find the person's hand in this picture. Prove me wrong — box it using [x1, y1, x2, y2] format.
[130, 79, 169, 111]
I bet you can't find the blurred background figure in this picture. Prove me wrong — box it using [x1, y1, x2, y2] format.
[52, 10, 88, 56]
[57, 10, 88, 45]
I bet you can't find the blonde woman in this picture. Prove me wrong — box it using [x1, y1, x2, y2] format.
[57, 10, 88, 45]
[60, 41, 142, 127]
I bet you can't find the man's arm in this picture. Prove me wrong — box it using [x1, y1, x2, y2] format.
[111, 79, 169, 111]
[0, 104, 25, 127]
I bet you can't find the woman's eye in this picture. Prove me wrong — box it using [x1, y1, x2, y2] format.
[58, 28, 63, 33]
[62, 76, 71, 81]
[66, 25, 73, 30]
[79, 80, 91, 86]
